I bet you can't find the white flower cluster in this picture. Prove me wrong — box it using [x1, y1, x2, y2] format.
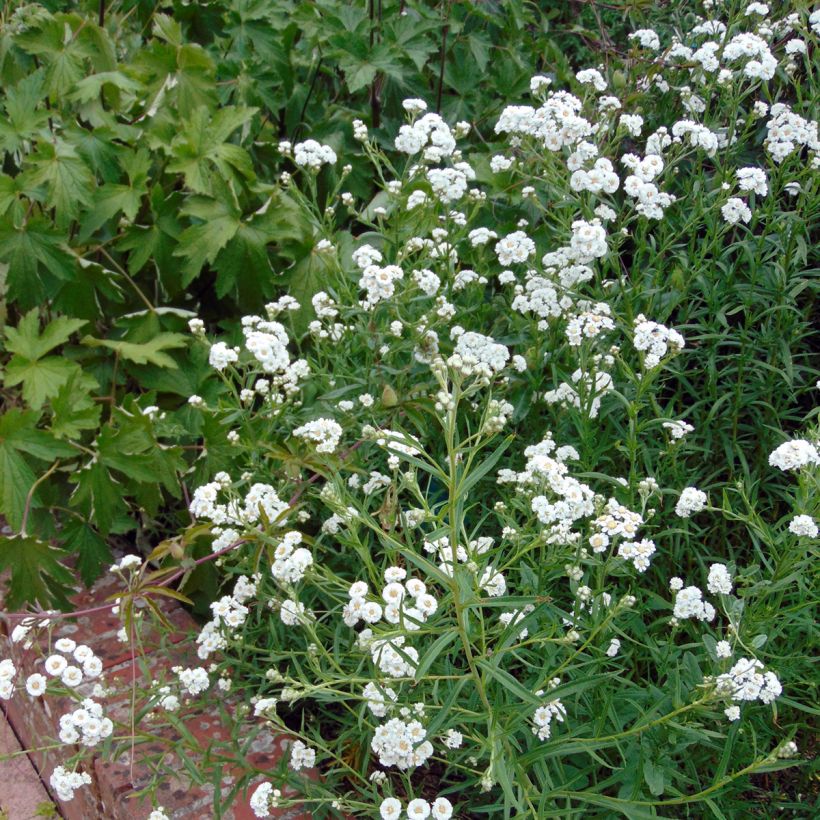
[450, 331, 509, 379]
[566, 303, 614, 346]
[58, 698, 114, 746]
[789, 514, 817, 538]
[202, 315, 308, 403]
[50, 766, 92, 802]
[531, 687, 566, 741]
[675, 486, 708, 518]
[369, 636, 419, 678]
[293, 418, 343, 454]
[271, 531, 313, 585]
[0, 658, 16, 700]
[289, 739, 316, 771]
[706, 563, 733, 595]
[177, 666, 210, 696]
[371, 716, 433, 769]
[190, 479, 288, 529]
[293, 139, 337, 169]
[495, 90, 593, 152]
[395, 112, 456, 161]
[663, 419, 694, 440]
[197, 574, 258, 658]
[633, 314, 685, 368]
[721, 197, 752, 225]
[249, 781, 281, 818]
[373, 428, 422, 470]
[716, 657, 782, 704]
[768, 439, 820, 471]
[672, 585, 716, 622]
[363, 681, 398, 717]
[495, 230, 535, 265]
[40, 638, 104, 690]
[764, 103, 819, 164]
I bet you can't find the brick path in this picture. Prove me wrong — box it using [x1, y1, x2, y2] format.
[1, 571, 309, 819]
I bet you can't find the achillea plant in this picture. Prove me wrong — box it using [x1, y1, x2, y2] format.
[1, 2, 818, 817]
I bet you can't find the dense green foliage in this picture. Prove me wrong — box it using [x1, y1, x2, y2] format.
[0, 1, 817, 817]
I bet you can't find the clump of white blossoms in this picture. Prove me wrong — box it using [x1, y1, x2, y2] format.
[789, 515, 817, 538]
[371, 717, 433, 770]
[768, 439, 820, 471]
[50, 766, 93, 802]
[293, 139, 337, 169]
[716, 658, 782, 705]
[58, 698, 114, 746]
[293, 418, 343, 454]
[449, 331, 509, 378]
[675, 487, 708, 518]
[633, 315, 686, 368]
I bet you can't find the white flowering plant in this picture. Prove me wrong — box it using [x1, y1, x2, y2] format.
[2, 1, 819, 817]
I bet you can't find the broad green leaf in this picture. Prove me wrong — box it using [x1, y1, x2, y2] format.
[0, 534, 74, 609]
[0, 408, 75, 461]
[0, 445, 38, 530]
[0, 217, 76, 306]
[166, 106, 256, 194]
[49, 371, 102, 439]
[22, 138, 95, 225]
[70, 461, 126, 537]
[4, 357, 81, 409]
[643, 758, 665, 796]
[5, 310, 87, 360]
[174, 195, 242, 285]
[81, 332, 187, 368]
[3, 311, 87, 408]
[62, 518, 111, 586]
[0, 73, 50, 157]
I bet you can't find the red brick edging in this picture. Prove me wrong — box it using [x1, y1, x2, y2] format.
[2, 572, 308, 820]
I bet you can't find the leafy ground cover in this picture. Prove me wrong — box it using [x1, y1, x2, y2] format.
[0, 1, 818, 818]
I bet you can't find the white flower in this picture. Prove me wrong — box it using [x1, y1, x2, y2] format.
[605, 638, 621, 657]
[675, 487, 707, 518]
[495, 231, 535, 266]
[250, 782, 279, 818]
[707, 563, 733, 595]
[673, 586, 715, 622]
[769, 440, 820, 471]
[208, 341, 238, 371]
[431, 797, 454, 820]
[407, 799, 432, 818]
[736, 168, 768, 196]
[721, 197, 752, 225]
[716, 640, 733, 659]
[380, 797, 403, 819]
[25, 673, 47, 697]
[724, 705, 741, 721]
[44, 654, 68, 677]
[789, 515, 817, 537]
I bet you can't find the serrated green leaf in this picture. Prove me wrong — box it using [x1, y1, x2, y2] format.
[49, 370, 102, 439]
[5, 310, 87, 360]
[174, 195, 241, 285]
[62, 518, 111, 586]
[81, 332, 187, 368]
[0, 72, 50, 157]
[0, 217, 76, 306]
[0, 534, 74, 609]
[70, 461, 125, 537]
[22, 138, 95, 224]
[0, 445, 38, 530]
